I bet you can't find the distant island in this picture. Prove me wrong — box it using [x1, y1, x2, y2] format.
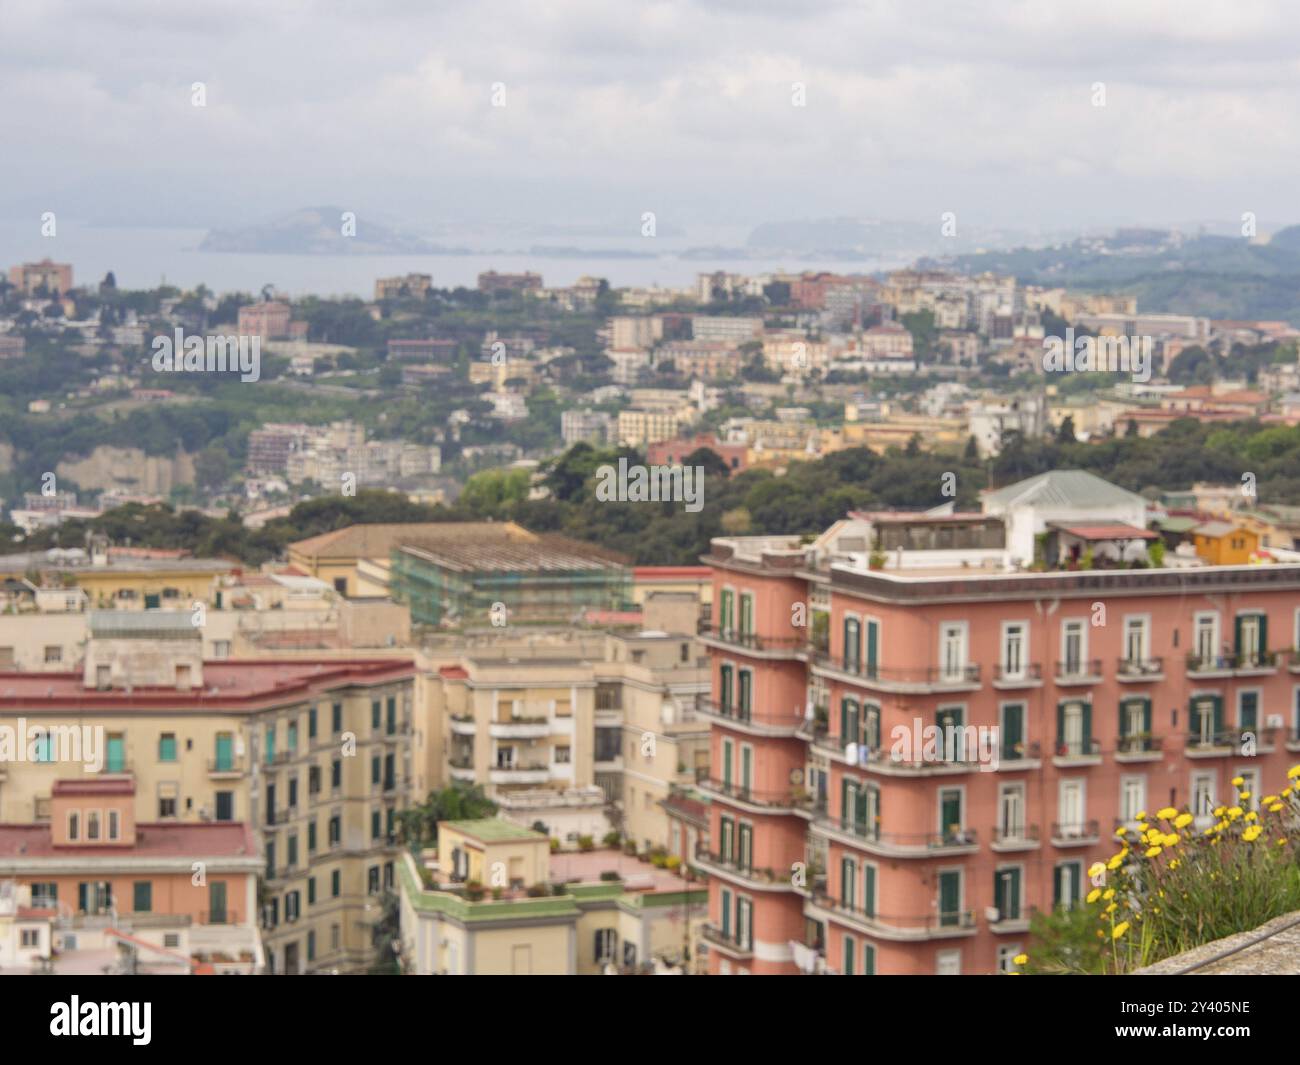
[199, 206, 469, 256]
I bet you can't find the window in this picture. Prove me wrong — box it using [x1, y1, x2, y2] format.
[287, 722, 298, 753]
[843, 616, 861, 672]
[329, 815, 341, 846]
[307, 930, 316, 962]
[843, 933, 857, 976]
[32, 731, 54, 762]
[1000, 702, 1026, 760]
[1194, 613, 1220, 664]
[21, 929, 39, 948]
[1190, 694, 1223, 745]
[998, 945, 1023, 974]
[31, 883, 57, 908]
[998, 783, 1025, 842]
[1002, 622, 1026, 678]
[308, 877, 316, 905]
[386, 696, 396, 735]
[595, 928, 618, 964]
[371, 756, 380, 785]
[308, 821, 317, 852]
[1057, 700, 1091, 755]
[107, 810, 120, 841]
[1235, 613, 1267, 666]
[1235, 768, 1260, 812]
[938, 787, 964, 841]
[44, 645, 62, 664]
[1058, 779, 1085, 835]
[371, 700, 381, 730]
[309, 765, 320, 795]
[214, 733, 234, 772]
[718, 588, 734, 634]
[308, 708, 317, 739]
[936, 950, 961, 976]
[937, 870, 962, 926]
[1123, 616, 1149, 665]
[1238, 690, 1260, 732]
[264, 726, 275, 765]
[158, 733, 177, 762]
[738, 593, 754, 637]
[939, 622, 967, 680]
[86, 810, 101, 841]
[133, 881, 152, 913]
[332, 703, 342, 733]
[215, 791, 234, 821]
[994, 866, 1022, 921]
[106, 734, 126, 773]
[67, 811, 79, 841]
[331, 759, 342, 789]
[288, 835, 298, 868]
[212, 640, 232, 659]
[555, 745, 571, 764]
[1054, 862, 1082, 910]
[1120, 697, 1151, 749]
[1191, 772, 1216, 824]
[331, 870, 340, 897]
[367, 866, 380, 894]
[1061, 618, 1087, 674]
[1120, 776, 1145, 826]
[371, 810, 381, 840]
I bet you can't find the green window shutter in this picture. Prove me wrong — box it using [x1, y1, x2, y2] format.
[841, 857, 854, 907]
[1003, 704, 1023, 751]
[721, 888, 732, 936]
[107, 736, 125, 773]
[1234, 615, 1243, 654]
[841, 777, 850, 827]
[1259, 613, 1269, 653]
[863, 943, 875, 975]
[863, 864, 876, 917]
[1056, 702, 1065, 745]
[844, 618, 859, 668]
[1053, 865, 1063, 907]
[738, 671, 751, 714]
[719, 665, 732, 708]
[1143, 698, 1152, 734]
[133, 881, 151, 913]
[1007, 868, 1021, 918]
[78, 883, 88, 913]
[1213, 695, 1224, 736]
[1241, 692, 1258, 730]
[844, 936, 855, 976]
[722, 740, 733, 786]
[994, 872, 1005, 915]
[1082, 702, 1092, 745]
[865, 620, 878, 676]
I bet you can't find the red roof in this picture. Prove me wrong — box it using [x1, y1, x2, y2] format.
[0, 658, 415, 711]
[1051, 523, 1157, 540]
[0, 821, 257, 860]
[632, 566, 711, 580]
[52, 778, 134, 797]
[438, 665, 469, 680]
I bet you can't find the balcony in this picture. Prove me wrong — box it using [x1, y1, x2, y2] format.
[488, 764, 550, 785]
[695, 698, 804, 738]
[1185, 652, 1274, 681]
[809, 815, 978, 857]
[696, 623, 807, 659]
[448, 715, 477, 737]
[1186, 728, 1275, 758]
[1287, 727, 1300, 753]
[700, 922, 753, 959]
[991, 824, 1040, 852]
[996, 741, 1042, 771]
[1054, 659, 1102, 686]
[206, 758, 242, 780]
[1115, 734, 1163, 763]
[805, 892, 978, 941]
[1051, 737, 1102, 767]
[1051, 820, 1101, 847]
[808, 650, 980, 693]
[697, 777, 812, 815]
[692, 845, 798, 892]
[992, 663, 1042, 690]
[801, 722, 977, 776]
[488, 718, 551, 740]
[989, 905, 1036, 935]
[1117, 656, 1164, 682]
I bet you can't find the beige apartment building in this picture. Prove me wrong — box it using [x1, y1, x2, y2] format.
[412, 622, 709, 853]
[0, 611, 416, 975]
[617, 408, 682, 448]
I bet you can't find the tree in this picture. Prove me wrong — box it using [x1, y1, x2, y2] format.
[964, 435, 979, 460]
[1056, 416, 1077, 444]
[395, 784, 497, 848]
[683, 446, 731, 480]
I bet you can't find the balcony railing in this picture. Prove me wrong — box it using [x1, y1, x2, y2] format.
[700, 922, 753, 954]
[809, 894, 977, 936]
[815, 816, 977, 851]
[1116, 656, 1164, 678]
[1051, 819, 1100, 843]
[1187, 651, 1278, 673]
[206, 758, 240, 775]
[699, 777, 811, 810]
[1055, 659, 1102, 682]
[695, 699, 802, 732]
[999, 740, 1042, 763]
[696, 624, 806, 653]
[693, 845, 790, 885]
[1053, 738, 1101, 759]
[809, 650, 979, 687]
[993, 824, 1040, 846]
[1116, 734, 1162, 755]
[993, 663, 1042, 684]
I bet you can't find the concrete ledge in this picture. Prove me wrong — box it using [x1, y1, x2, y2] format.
[1137, 910, 1300, 975]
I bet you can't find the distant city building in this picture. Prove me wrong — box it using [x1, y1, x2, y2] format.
[561, 410, 613, 447]
[0, 335, 25, 360]
[374, 273, 433, 301]
[237, 301, 292, 340]
[477, 270, 543, 295]
[387, 338, 458, 362]
[8, 260, 72, 296]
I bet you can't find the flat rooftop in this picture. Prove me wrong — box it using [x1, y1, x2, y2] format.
[0, 821, 258, 861]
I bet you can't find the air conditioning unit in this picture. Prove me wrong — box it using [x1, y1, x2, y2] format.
[984, 906, 1001, 923]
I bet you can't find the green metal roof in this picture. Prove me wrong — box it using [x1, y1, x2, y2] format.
[441, 818, 547, 843]
[984, 470, 1144, 510]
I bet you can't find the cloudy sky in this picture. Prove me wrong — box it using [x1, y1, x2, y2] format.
[3, 0, 1300, 240]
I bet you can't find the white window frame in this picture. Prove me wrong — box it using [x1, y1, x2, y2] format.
[1060, 618, 1088, 673]
[1000, 620, 1029, 678]
[938, 621, 969, 680]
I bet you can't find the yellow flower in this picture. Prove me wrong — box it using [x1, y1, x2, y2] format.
[1269, 802, 1285, 813]
[1283, 787, 1294, 797]
[1162, 833, 1179, 847]
[1227, 806, 1243, 820]
[1156, 806, 1177, 820]
[1112, 921, 1130, 940]
[1279, 838, 1288, 846]
[1145, 845, 1162, 857]
[1114, 827, 1127, 838]
[1169, 858, 1180, 870]
[1244, 811, 1258, 823]
[1136, 810, 1147, 821]
[1107, 854, 1124, 870]
[1174, 813, 1193, 829]
[1013, 953, 1028, 965]
[1086, 888, 1102, 904]
[1102, 888, 1115, 900]
[1105, 902, 1117, 914]
[1239, 792, 1251, 802]
[1287, 765, 1300, 780]
[1213, 805, 1226, 816]
[1088, 861, 1106, 878]
[1262, 795, 1277, 805]
[1232, 776, 1245, 787]
[1242, 825, 1263, 842]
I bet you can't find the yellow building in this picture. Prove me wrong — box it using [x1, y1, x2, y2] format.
[0, 610, 417, 975]
[1192, 521, 1260, 566]
[396, 820, 706, 974]
[617, 408, 682, 448]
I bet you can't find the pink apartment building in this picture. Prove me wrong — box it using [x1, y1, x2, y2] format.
[695, 526, 1300, 975]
